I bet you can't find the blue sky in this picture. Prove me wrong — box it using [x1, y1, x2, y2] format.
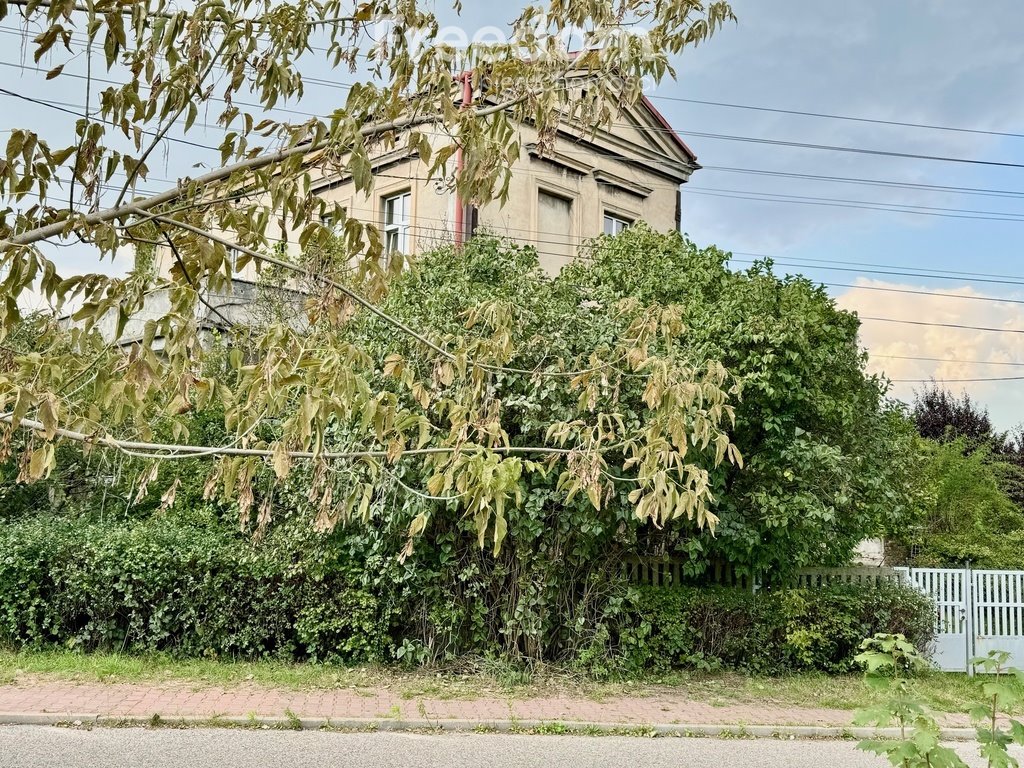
[6, 0, 1024, 427]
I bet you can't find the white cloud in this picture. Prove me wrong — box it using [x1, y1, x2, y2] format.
[835, 279, 1024, 429]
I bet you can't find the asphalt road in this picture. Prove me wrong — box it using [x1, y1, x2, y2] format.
[1, 727, 1022, 768]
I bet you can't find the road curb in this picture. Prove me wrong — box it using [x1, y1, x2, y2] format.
[0, 712, 978, 741]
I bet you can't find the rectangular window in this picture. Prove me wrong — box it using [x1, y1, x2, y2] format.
[603, 213, 632, 236]
[538, 190, 574, 267]
[320, 208, 347, 237]
[383, 191, 411, 255]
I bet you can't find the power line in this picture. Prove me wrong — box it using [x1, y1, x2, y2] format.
[689, 185, 1024, 221]
[889, 375, 1024, 383]
[729, 257, 1024, 288]
[687, 189, 1024, 224]
[0, 57, 321, 121]
[822, 283, 1024, 307]
[732, 251, 1024, 283]
[0, 86, 219, 152]
[701, 165, 1024, 201]
[873, 354, 1024, 367]
[861, 316, 1024, 335]
[678, 128, 1024, 170]
[648, 94, 1024, 141]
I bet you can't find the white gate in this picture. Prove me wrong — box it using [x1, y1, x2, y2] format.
[972, 570, 1024, 668]
[895, 567, 970, 672]
[893, 566, 1024, 672]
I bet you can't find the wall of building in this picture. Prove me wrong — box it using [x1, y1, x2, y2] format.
[472, 121, 684, 273]
[153, 104, 692, 279]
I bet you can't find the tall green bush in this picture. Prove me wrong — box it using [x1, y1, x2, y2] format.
[564, 230, 922, 576]
[894, 440, 1024, 568]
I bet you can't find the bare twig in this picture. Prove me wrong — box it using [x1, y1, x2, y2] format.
[156, 223, 237, 329]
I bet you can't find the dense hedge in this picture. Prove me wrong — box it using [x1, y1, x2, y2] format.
[0, 516, 935, 674]
[0, 517, 387, 662]
[618, 583, 935, 675]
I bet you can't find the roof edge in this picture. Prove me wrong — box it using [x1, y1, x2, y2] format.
[639, 95, 698, 165]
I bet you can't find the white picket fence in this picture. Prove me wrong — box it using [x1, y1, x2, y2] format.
[893, 566, 1024, 673]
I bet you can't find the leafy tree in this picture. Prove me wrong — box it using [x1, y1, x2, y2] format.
[891, 439, 1024, 569]
[564, 228, 923, 576]
[0, 0, 738, 551]
[911, 383, 1024, 535]
[913, 384, 1001, 450]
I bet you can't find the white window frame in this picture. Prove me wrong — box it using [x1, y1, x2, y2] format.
[382, 191, 411, 256]
[320, 214, 341, 236]
[603, 212, 633, 236]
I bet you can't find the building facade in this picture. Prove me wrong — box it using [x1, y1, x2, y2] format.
[153, 95, 699, 280]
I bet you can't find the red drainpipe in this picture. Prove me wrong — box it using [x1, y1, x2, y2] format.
[454, 71, 472, 247]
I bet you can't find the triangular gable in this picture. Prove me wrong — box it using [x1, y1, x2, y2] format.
[556, 95, 699, 183]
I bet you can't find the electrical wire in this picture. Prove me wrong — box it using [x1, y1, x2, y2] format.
[646, 94, 1024, 141]
[889, 375, 1024, 383]
[874, 354, 1024, 367]
[861, 316, 1024, 335]
[700, 165, 1024, 201]
[685, 188, 1024, 224]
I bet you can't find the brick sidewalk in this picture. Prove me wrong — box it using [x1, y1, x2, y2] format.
[0, 680, 973, 729]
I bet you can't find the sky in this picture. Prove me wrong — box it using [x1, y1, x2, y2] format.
[5, 0, 1024, 428]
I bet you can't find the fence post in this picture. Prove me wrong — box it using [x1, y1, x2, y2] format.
[965, 561, 975, 677]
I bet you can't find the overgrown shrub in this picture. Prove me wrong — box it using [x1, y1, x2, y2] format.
[894, 440, 1024, 569]
[0, 516, 388, 662]
[616, 583, 934, 675]
[0, 233, 927, 667]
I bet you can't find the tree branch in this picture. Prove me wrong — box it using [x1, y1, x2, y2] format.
[140, 208, 460, 363]
[3, 0, 357, 25]
[2, 414, 573, 460]
[0, 108, 457, 251]
[113, 37, 229, 208]
[4, 0, 175, 19]
[0, 92, 532, 254]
